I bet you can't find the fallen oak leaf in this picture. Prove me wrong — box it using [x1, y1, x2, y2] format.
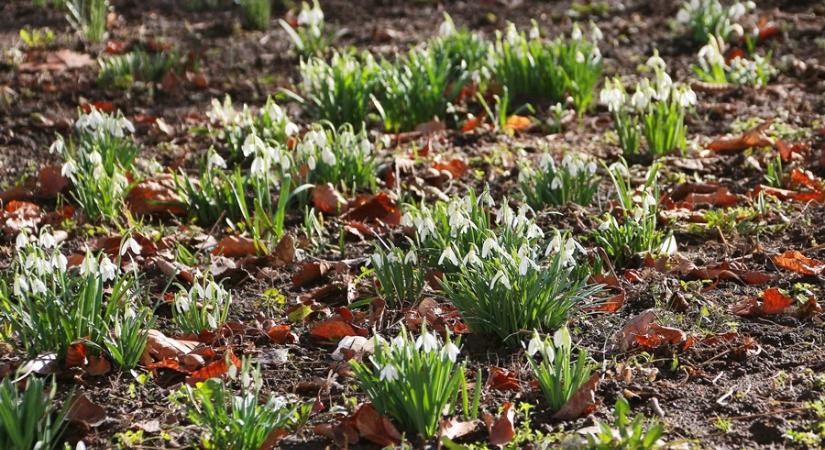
[484, 402, 515, 446]
[185, 349, 241, 384]
[773, 250, 825, 276]
[211, 235, 260, 257]
[309, 319, 362, 341]
[760, 288, 794, 315]
[37, 164, 68, 198]
[440, 418, 479, 441]
[353, 403, 402, 447]
[487, 367, 521, 392]
[67, 394, 107, 429]
[313, 183, 347, 215]
[552, 372, 601, 420]
[126, 174, 186, 216]
[707, 121, 773, 153]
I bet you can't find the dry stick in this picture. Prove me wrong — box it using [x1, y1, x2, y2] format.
[711, 406, 808, 422]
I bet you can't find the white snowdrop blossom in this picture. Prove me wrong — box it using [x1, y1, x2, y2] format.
[660, 235, 678, 255]
[120, 237, 142, 256]
[379, 364, 399, 381]
[99, 257, 118, 282]
[527, 333, 544, 357]
[61, 160, 77, 179]
[490, 270, 512, 290]
[39, 232, 56, 249]
[415, 332, 439, 353]
[207, 151, 227, 170]
[442, 342, 460, 362]
[15, 232, 28, 249]
[438, 246, 460, 267]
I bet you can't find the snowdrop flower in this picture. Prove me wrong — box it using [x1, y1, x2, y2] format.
[391, 335, 406, 349]
[99, 257, 118, 282]
[463, 248, 482, 267]
[372, 253, 384, 269]
[404, 250, 417, 265]
[15, 232, 28, 249]
[527, 333, 544, 357]
[608, 161, 630, 178]
[570, 23, 582, 41]
[176, 294, 191, 313]
[439, 16, 455, 36]
[545, 232, 562, 256]
[61, 160, 77, 179]
[591, 23, 603, 41]
[729, 2, 746, 19]
[52, 253, 67, 272]
[49, 137, 64, 155]
[575, 51, 585, 64]
[442, 342, 460, 362]
[13, 276, 29, 297]
[416, 332, 439, 353]
[320, 147, 336, 166]
[518, 253, 533, 276]
[553, 326, 571, 349]
[598, 215, 614, 231]
[438, 247, 459, 267]
[676, 7, 691, 23]
[528, 23, 540, 40]
[79, 255, 97, 277]
[675, 87, 697, 109]
[654, 71, 673, 101]
[490, 270, 511, 290]
[207, 151, 227, 170]
[120, 237, 142, 256]
[599, 79, 626, 113]
[380, 364, 399, 382]
[526, 224, 544, 240]
[39, 232, 56, 249]
[30, 278, 47, 295]
[550, 175, 563, 190]
[285, 122, 299, 137]
[631, 80, 654, 111]
[660, 235, 678, 256]
[88, 151, 103, 166]
[646, 52, 667, 72]
[482, 238, 500, 258]
[242, 134, 264, 158]
[504, 23, 520, 46]
[560, 238, 579, 267]
[297, 1, 324, 28]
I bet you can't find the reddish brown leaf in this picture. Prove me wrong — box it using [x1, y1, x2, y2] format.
[760, 288, 794, 315]
[86, 355, 111, 376]
[141, 330, 199, 364]
[487, 367, 521, 392]
[309, 320, 359, 341]
[37, 164, 68, 198]
[66, 341, 87, 368]
[313, 183, 347, 215]
[342, 192, 401, 227]
[440, 418, 479, 441]
[789, 169, 824, 192]
[19, 49, 94, 73]
[185, 350, 241, 384]
[126, 174, 186, 216]
[266, 324, 297, 344]
[619, 310, 657, 351]
[773, 250, 825, 276]
[504, 115, 531, 132]
[708, 121, 772, 153]
[552, 372, 601, 420]
[353, 403, 401, 447]
[589, 291, 626, 313]
[485, 402, 516, 446]
[67, 394, 107, 429]
[432, 159, 468, 180]
[211, 235, 259, 257]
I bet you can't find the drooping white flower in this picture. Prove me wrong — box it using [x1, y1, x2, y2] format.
[120, 237, 142, 256]
[442, 342, 460, 362]
[39, 232, 56, 249]
[490, 270, 511, 290]
[379, 364, 399, 382]
[15, 232, 28, 249]
[100, 257, 118, 282]
[207, 151, 227, 170]
[463, 248, 481, 267]
[438, 246, 459, 267]
[79, 255, 97, 277]
[30, 278, 47, 295]
[13, 276, 29, 297]
[660, 235, 678, 256]
[438, 16, 456, 36]
[527, 333, 543, 356]
[49, 138, 64, 155]
[570, 23, 582, 41]
[52, 253, 68, 272]
[415, 332, 439, 353]
[61, 160, 77, 179]
[404, 250, 417, 265]
[482, 238, 500, 258]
